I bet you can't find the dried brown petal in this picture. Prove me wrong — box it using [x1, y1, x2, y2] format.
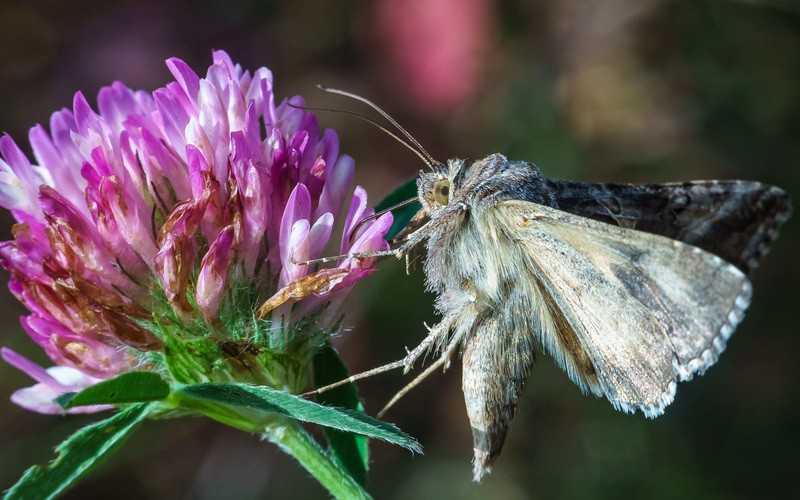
[102, 309, 163, 351]
[258, 268, 349, 318]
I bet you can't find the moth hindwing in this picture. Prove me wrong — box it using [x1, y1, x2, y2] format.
[392, 153, 790, 482]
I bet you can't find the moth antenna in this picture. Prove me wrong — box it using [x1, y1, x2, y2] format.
[349, 196, 419, 245]
[288, 101, 434, 169]
[317, 85, 437, 170]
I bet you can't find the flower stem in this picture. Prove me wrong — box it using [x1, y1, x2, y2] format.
[169, 393, 371, 498]
[264, 420, 371, 500]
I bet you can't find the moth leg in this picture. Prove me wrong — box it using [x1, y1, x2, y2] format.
[304, 318, 452, 396]
[378, 330, 462, 418]
[294, 248, 402, 266]
[400, 318, 453, 373]
[304, 358, 408, 396]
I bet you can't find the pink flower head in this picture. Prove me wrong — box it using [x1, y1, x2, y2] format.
[0, 51, 391, 410]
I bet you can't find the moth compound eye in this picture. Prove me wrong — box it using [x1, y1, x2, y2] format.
[433, 179, 451, 205]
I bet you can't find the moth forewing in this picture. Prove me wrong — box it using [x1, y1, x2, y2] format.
[501, 200, 751, 415]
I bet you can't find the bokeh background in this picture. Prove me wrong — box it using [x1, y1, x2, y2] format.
[1, 0, 798, 498]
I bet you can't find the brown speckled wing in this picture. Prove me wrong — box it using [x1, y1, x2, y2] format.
[501, 200, 751, 416]
[547, 180, 791, 274]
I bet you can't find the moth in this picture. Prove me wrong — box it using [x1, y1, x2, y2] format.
[303, 88, 792, 482]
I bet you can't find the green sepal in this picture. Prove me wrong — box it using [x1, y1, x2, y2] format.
[5, 403, 153, 500]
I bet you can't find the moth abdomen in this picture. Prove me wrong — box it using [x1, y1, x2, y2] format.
[462, 315, 532, 482]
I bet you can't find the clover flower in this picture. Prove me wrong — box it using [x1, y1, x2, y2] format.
[0, 50, 392, 414]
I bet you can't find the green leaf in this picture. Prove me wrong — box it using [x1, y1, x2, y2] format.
[56, 371, 170, 409]
[313, 344, 369, 486]
[6, 403, 152, 500]
[375, 176, 420, 241]
[177, 383, 421, 453]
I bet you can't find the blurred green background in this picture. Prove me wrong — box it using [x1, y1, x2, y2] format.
[1, 0, 798, 498]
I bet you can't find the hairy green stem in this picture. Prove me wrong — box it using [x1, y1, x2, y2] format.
[173, 394, 370, 499]
[264, 420, 371, 500]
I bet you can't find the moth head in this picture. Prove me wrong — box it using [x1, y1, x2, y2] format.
[418, 160, 464, 214]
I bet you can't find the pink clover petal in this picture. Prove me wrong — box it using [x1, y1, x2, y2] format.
[153, 87, 190, 156]
[10, 383, 110, 415]
[1, 348, 112, 414]
[230, 126, 257, 167]
[196, 225, 238, 323]
[307, 212, 334, 260]
[22, 315, 132, 378]
[97, 82, 141, 134]
[38, 186, 137, 292]
[97, 176, 157, 268]
[304, 157, 326, 205]
[349, 211, 394, 253]
[241, 102, 263, 153]
[233, 157, 270, 277]
[72, 91, 103, 138]
[28, 125, 84, 206]
[137, 126, 192, 202]
[341, 186, 375, 253]
[0, 242, 45, 279]
[341, 212, 393, 269]
[288, 130, 309, 164]
[277, 96, 306, 135]
[165, 57, 201, 110]
[248, 68, 276, 127]
[0, 167, 31, 214]
[48, 109, 83, 171]
[280, 219, 311, 287]
[0, 134, 41, 215]
[279, 183, 312, 261]
[298, 115, 321, 172]
[155, 233, 195, 316]
[2, 347, 70, 390]
[316, 154, 354, 221]
[186, 146, 211, 198]
[317, 129, 340, 180]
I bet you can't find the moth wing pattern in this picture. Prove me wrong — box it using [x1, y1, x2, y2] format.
[546, 179, 791, 274]
[496, 199, 752, 415]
